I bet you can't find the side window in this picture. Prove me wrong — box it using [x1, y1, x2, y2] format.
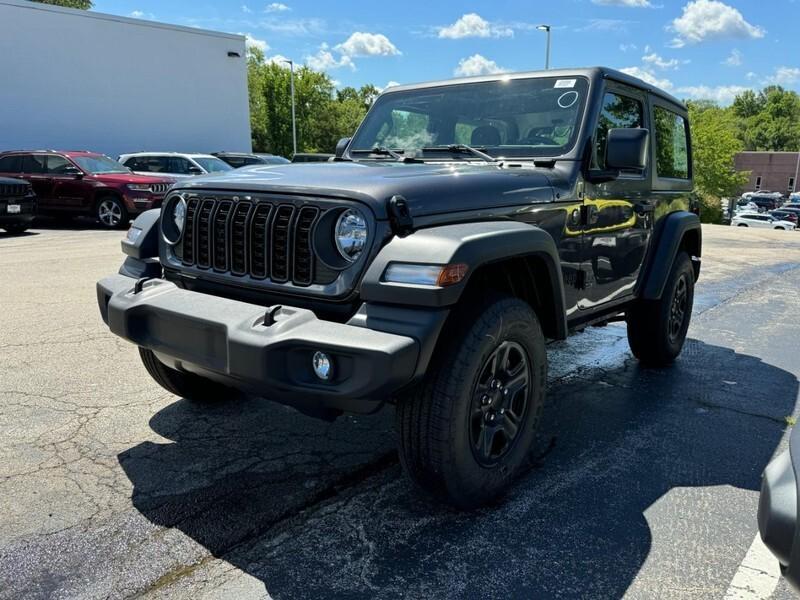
[594, 92, 643, 170]
[21, 154, 46, 174]
[46, 155, 72, 174]
[654, 106, 689, 179]
[0, 155, 23, 173]
[169, 157, 193, 174]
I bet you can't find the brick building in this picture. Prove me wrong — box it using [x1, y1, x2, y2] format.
[735, 151, 800, 196]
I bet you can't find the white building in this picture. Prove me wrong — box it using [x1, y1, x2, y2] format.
[0, 0, 251, 158]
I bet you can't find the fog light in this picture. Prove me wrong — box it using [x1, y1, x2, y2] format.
[312, 351, 333, 381]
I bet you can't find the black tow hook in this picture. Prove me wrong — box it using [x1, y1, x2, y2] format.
[263, 305, 283, 327]
[133, 277, 155, 294]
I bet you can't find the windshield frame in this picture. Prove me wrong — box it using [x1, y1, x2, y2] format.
[347, 74, 593, 162]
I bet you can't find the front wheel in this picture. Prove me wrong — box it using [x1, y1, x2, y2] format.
[737, 223, 748, 227]
[626, 252, 695, 367]
[395, 295, 546, 509]
[775, 227, 785, 230]
[2, 223, 28, 235]
[139, 348, 240, 402]
[96, 195, 128, 229]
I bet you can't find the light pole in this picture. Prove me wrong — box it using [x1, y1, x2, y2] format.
[536, 25, 551, 70]
[282, 58, 297, 157]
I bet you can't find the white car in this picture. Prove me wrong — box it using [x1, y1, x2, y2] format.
[731, 212, 797, 230]
[118, 152, 233, 179]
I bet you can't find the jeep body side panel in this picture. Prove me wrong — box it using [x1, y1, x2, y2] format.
[360, 221, 568, 339]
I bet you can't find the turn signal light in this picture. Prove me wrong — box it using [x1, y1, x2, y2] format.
[383, 262, 468, 287]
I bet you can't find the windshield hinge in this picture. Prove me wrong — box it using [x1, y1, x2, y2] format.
[388, 195, 414, 237]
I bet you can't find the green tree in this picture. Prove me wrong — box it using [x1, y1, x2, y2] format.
[29, 0, 92, 8]
[733, 87, 800, 151]
[247, 51, 374, 156]
[687, 100, 749, 223]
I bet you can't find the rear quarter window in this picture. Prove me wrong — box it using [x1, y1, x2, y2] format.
[654, 106, 689, 179]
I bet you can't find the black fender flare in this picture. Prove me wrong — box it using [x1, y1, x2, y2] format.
[361, 220, 568, 339]
[640, 210, 701, 300]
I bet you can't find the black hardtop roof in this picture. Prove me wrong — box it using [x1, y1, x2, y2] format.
[383, 66, 686, 111]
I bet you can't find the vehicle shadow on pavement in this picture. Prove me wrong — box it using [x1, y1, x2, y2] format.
[118, 338, 798, 598]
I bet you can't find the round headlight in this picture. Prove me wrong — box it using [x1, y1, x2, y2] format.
[162, 195, 186, 245]
[334, 208, 368, 262]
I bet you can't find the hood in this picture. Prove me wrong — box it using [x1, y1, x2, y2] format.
[171, 161, 555, 219]
[92, 172, 176, 185]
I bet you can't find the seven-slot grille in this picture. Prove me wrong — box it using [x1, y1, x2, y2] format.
[148, 183, 171, 195]
[0, 182, 30, 198]
[179, 196, 324, 286]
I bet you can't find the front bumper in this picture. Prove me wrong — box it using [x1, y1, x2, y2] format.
[96, 273, 420, 413]
[759, 426, 800, 590]
[0, 196, 36, 224]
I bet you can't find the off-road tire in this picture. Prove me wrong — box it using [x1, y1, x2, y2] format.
[2, 224, 28, 235]
[626, 251, 694, 367]
[395, 294, 547, 509]
[139, 348, 239, 402]
[96, 195, 128, 229]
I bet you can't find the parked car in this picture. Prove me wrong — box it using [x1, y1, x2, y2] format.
[212, 152, 290, 168]
[118, 152, 233, 179]
[0, 176, 36, 234]
[731, 212, 797, 230]
[0, 151, 174, 228]
[747, 195, 783, 211]
[291, 153, 334, 163]
[771, 209, 799, 223]
[97, 66, 702, 509]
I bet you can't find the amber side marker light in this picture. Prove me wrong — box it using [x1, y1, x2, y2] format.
[383, 263, 469, 287]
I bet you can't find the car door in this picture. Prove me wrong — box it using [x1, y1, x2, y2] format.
[579, 84, 653, 309]
[20, 154, 53, 209]
[47, 155, 88, 212]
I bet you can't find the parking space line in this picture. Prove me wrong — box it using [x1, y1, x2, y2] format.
[724, 533, 781, 599]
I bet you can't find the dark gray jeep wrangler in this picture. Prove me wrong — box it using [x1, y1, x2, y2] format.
[97, 67, 701, 508]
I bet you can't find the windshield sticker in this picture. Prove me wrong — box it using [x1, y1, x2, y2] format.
[558, 91, 579, 108]
[554, 79, 577, 89]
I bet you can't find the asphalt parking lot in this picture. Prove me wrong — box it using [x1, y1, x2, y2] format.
[1, 223, 800, 599]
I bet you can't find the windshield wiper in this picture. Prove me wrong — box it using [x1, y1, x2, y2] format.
[421, 144, 497, 163]
[351, 146, 404, 160]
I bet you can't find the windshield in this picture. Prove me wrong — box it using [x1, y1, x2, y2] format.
[193, 157, 233, 173]
[350, 76, 589, 159]
[72, 155, 130, 174]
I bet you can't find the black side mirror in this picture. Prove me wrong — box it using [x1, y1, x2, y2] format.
[187, 166, 203, 175]
[64, 165, 83, 178]
[606, 128, 649, 171]
[334, 137, 351, 159]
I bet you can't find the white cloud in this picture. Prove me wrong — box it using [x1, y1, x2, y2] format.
[764, 66, 800, 86]
[592, 0, 652, 6]
[437, 13, 513, 39]
[642, 52, 682, 69]
[746, 71, 757, 80]
[240, 33, 269, 52]
[335, 32, 400, 57]
[382, 81, 401, 91]
[619, 43, 638, 52]
[676, 85, 751, 104]
[264, 53, 291, 66]
[454, 54, 507, 77]
[578, 19, 631, 32]
[669, 0, 764, 46]
[305, 47, 355, 71]
[723, 48, 742, 66]
[241, 5, 252, 13]
[265, 2, 289, 12]
[620, 66, 673, 90]
[258, 18, 325, 36]
[129, 10, 155, 19]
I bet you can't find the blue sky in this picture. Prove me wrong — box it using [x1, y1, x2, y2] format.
[93, 0, 799, 104]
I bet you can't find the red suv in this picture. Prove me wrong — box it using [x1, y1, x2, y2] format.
[0, 151, 175, 228]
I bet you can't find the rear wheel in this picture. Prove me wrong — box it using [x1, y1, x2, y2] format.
[626, 252, 694, 367]
[96, 195, 128, 229]
[775, 227, 785, 230]
[395, 295, 546, 509]
[139, 348, 239, 402]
